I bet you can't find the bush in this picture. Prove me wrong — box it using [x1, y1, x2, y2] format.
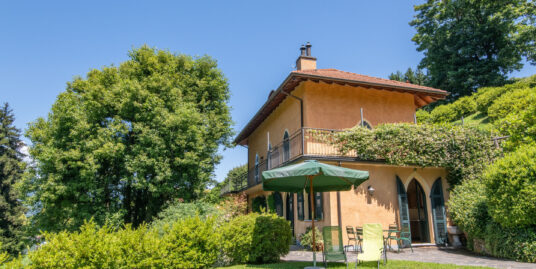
[152, 201, 222, 229]
[481, 223, 536, 263]
[487, 88, 536, 121]
[484, 146, 536, 228]
[415, 109, 430, 123]
[427, 96, 476, 123]
[251, 196, 267, 213]
[0, 243, 9, 265]
[159, 217, 220, 268]
[222, 213, 291, 264]
[299, 226, 323, 251]
[25, 217, 220, 268]
[448, 179, 490, 238]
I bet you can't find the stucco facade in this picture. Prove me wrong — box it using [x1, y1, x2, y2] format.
[233, 47, 450, 247]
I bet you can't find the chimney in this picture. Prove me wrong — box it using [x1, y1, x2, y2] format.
[296, 42, 317, 71]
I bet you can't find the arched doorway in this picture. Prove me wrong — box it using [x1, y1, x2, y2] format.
[406, 179, 429, 243]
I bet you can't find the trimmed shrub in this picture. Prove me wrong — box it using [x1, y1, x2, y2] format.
[159, 217, 220, 268]
[25, 217, 220, 268]
[484, 146, 536, 228]
[299, 226, 323, 251]
[222, 213, 291, 264]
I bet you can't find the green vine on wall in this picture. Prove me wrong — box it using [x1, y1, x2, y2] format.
[332, 123, 500, 187]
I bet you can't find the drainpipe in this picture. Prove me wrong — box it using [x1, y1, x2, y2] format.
[337, 161, 342, 230]
[282, 91, 304, 155]
[282, 91, 303, 128]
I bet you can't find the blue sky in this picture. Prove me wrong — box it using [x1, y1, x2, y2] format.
[1, 1, 535, 184]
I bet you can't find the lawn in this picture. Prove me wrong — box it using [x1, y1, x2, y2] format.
[220, 260, 491, 268]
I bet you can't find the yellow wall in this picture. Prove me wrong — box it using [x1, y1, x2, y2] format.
[247, 84, 305, 170]
[245, 162, 449, 247]
[302, 80, 416, 129]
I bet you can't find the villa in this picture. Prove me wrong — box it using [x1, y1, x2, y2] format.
[223, 44, 451, 247]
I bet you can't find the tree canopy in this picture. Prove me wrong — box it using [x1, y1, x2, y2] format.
[0, 103, 26, 254]
[388, 67, 430, 86]
[411, 0, 536, 99]
[22, 46, 233, 231]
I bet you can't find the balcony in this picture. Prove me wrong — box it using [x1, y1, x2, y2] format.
[221, 127, 356, 195]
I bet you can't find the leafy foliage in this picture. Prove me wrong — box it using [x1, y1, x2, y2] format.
[484, 146, 536, 227]
[22, 217, 220, 268]
[298, 226, 323, 251]
[388, 67, 430, 86]
[448, 179, 490, 238]
[22, 46, 233, 231]
[221, 213, 291, 265]
[481, 222, 536, 263]
[333, 123, 499, 186]
[151, 201, 222, 229]
[251, 196, 267, 213]
[0, 103, 26, 255]
[411, 0, 536, 99]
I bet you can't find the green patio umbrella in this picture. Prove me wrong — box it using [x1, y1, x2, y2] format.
[262, 160, 369, 269]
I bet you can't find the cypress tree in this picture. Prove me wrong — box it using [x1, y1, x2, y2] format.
[0, 103, 25, 254]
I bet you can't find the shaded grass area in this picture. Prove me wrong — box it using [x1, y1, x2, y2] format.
[220, 260, 491, 268]
[453, 112, 492, 131]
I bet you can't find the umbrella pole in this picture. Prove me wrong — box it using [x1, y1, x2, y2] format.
[309, 176, 317, 268]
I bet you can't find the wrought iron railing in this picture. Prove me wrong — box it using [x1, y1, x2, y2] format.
[221, 127, 356, 195]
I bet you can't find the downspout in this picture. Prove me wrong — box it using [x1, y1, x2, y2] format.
[337, 161, 342, 230]
[282, 91, 303, 128]
[282, 91, 304, 156]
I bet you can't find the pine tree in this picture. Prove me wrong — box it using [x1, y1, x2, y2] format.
[0, 103, 26, 254]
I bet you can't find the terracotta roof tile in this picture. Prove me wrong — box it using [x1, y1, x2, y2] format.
[292, 69, 447, 94]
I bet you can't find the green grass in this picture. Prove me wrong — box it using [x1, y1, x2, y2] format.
[453, 112, 492, 131]
[219, 260, 491, 268]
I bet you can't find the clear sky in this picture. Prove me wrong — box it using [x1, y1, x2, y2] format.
[1, 1, 535, 184]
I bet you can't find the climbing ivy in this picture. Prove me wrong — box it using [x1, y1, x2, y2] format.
[332, 123, 500, 187]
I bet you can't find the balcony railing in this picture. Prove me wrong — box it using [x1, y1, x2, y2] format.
[222, 127, 355, 195]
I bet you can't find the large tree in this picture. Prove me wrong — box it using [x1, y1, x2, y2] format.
[0, 103, 26, 254]
[411, 0, 536, 99]
[23, 46, 233, 231]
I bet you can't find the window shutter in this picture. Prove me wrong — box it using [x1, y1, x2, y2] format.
[315, 192, 323, 220]
[396, 175, 411, 247]
[297, 192, 304, 220]
[431, 178, 448, 245]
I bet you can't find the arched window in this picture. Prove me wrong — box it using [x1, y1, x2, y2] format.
[254, 154, 260, 183]
[283, 131, 290, 162]
[358, 120, 372, 130]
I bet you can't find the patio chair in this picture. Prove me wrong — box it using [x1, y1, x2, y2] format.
[384, 224, 399, 252]
[355, 226, 363, 252]
[397, 226, 413, 253]
[345, 226, 361, 252]
[356, 223, 384, 269]
[322, 226, 349, 268]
